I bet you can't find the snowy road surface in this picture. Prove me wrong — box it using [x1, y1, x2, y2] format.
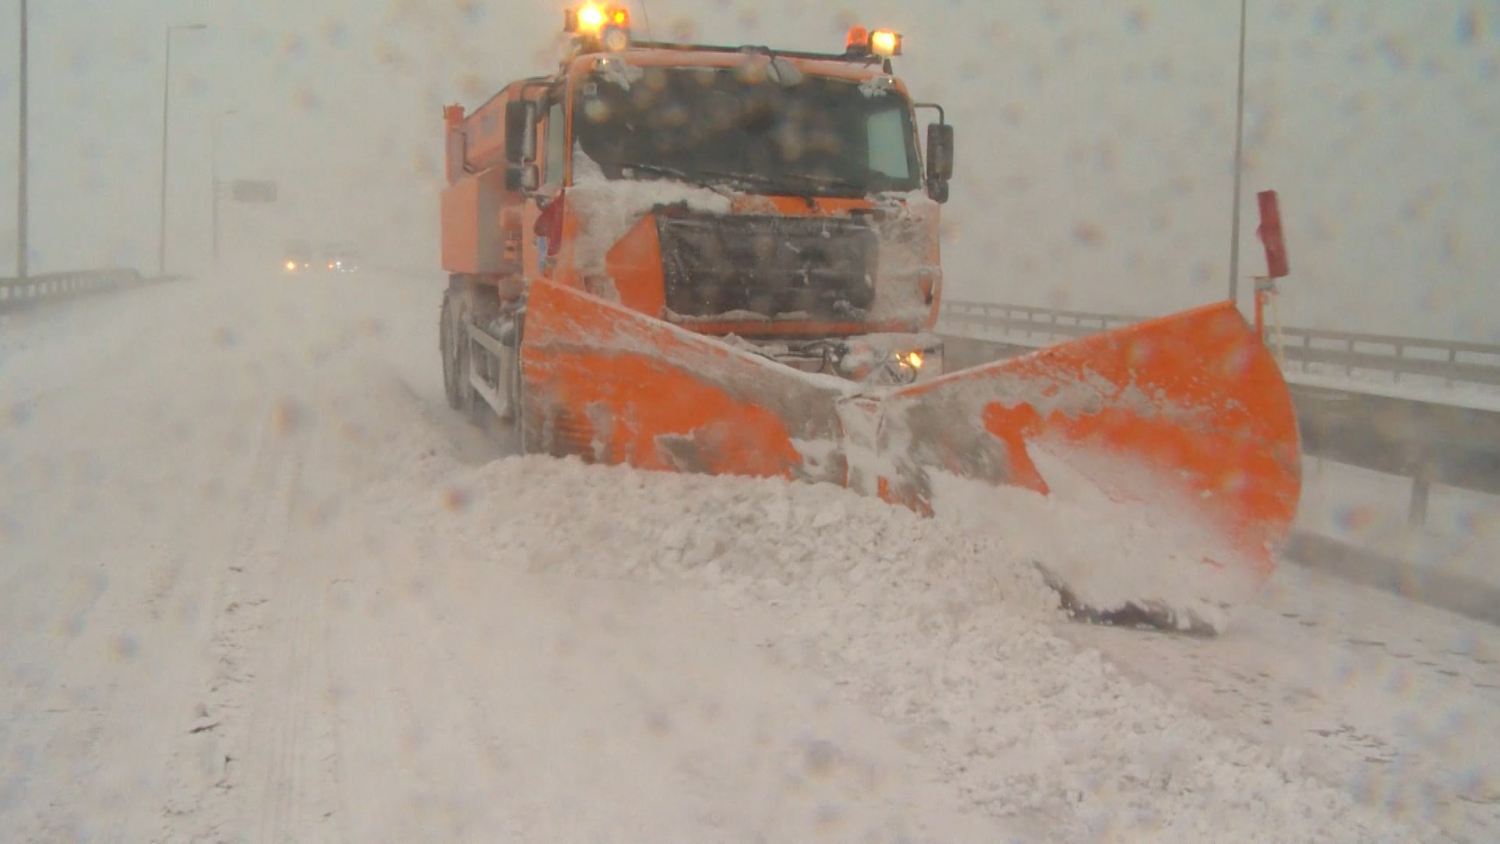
[1, 269, 1495, 842]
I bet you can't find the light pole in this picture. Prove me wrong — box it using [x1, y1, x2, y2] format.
[157, 22, 207, 277]
[16, 0, 28, 280]
[1227, 0, 1248, 305]
[211, 109, 237, 265]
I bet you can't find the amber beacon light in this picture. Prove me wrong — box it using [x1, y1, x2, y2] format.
[565, 4, 632, 50]
[846, 25, 903, 57]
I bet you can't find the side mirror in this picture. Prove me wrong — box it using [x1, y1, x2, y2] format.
[925, 122, 953, 204]
[504, 163, 539, 193]
[926, 122, 954, 182]
[504, 100, 535, 165]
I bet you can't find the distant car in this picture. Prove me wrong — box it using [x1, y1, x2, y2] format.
[322, 247, 361, 273]
[281, 242, 361, 274]
[282, 240, 315, 273]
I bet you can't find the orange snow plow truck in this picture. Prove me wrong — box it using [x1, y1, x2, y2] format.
[437, 7, 1302, 631]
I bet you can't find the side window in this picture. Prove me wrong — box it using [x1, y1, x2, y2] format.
[865, 107, 909, 180]
[543, 99, 566, 186]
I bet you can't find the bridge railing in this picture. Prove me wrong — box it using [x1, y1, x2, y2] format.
[1271, 326, 1500, 388]
[939, 299, 1500, 390]
[0, 268, 180, 313]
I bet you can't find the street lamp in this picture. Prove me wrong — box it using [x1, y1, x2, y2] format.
[1227, 0, 1248, 305]
[16, 0, 28, 280]
[157, 22, 207, 277]
[211, 109, 238, 265]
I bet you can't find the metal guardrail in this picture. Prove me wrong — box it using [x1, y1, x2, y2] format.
[0, 268, 179, 313]
[939, 299, 1500, 390]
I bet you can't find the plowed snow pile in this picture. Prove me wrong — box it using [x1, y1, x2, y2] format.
[374, 447, 1428, 842]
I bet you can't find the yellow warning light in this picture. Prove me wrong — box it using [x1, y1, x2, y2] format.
[577, 5, 605, 31]
[284, 260, 296, 271]
[870, 29, 903, 57]
[906, 351, 924, 369]
[566, 5, 631, 48]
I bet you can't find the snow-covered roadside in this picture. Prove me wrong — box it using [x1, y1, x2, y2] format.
[1296, 457, 1500, 590]
[0, 269, 1464, 842]
[1064, 562, 1500, 842]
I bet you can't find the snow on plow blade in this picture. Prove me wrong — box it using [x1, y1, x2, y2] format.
[520, 280, 1302, 633]
[850, 301, 1303, 633]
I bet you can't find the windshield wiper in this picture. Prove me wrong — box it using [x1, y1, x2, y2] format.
[617, 162, 694, 181]
[777, 172, 866, 195]
[699, 169, 864, 198]
[614, 162, 737, 198]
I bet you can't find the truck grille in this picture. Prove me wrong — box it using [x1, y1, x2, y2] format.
[656, 211, 878, 322]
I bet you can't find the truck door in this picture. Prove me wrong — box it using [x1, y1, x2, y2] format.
[530, 86, 568, 279]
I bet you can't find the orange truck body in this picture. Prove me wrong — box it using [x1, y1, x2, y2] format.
[441, 47, 944, 352]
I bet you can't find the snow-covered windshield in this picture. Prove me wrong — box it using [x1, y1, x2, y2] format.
[571, 64, 920, 197]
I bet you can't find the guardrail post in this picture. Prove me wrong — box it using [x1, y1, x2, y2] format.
[1446, 349, 1456, 388]
[1393, 342, 1404, 385]
[1408, 461, 1433, 528]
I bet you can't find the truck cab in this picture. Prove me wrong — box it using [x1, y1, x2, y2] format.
[441, 8, 954, 384]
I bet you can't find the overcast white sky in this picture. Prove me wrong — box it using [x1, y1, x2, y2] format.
[1, 1, 1496, 340]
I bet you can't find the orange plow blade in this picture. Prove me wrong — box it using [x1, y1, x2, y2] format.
[519, 278, 856, 485]
[848, 301, 1303, 632]
[520, 280, 1302, 633]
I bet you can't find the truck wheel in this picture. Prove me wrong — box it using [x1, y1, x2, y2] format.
[439, 287, 465, 411]
[438, 289, 462, 410]
[441, 284, 489, 427]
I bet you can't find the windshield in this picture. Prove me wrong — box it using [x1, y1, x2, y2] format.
[571, 64, 921, 196]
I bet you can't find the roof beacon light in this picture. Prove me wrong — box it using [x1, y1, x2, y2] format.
[870, 29, 903, 57]
[566, 5, 605, 32]
[566, 5, 631, 50]
[845, 26, 869, 53]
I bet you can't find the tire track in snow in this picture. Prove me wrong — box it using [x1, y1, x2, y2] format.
[208, 412, 342, 839]
[153, 399, 292, 839]
[1, 280, 281, 842]
[320, 522, 531, 841]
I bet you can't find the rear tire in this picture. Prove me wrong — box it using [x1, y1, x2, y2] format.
[440, 280, 491, 427]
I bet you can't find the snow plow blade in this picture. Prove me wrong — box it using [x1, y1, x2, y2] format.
[519, 278, 854, 485]
[848, 301, 1303, 633]
[521, 280, 1301, 633]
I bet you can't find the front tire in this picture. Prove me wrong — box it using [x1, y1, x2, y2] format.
[439, 286, 467, 411]
[440, 281, 490, 426]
